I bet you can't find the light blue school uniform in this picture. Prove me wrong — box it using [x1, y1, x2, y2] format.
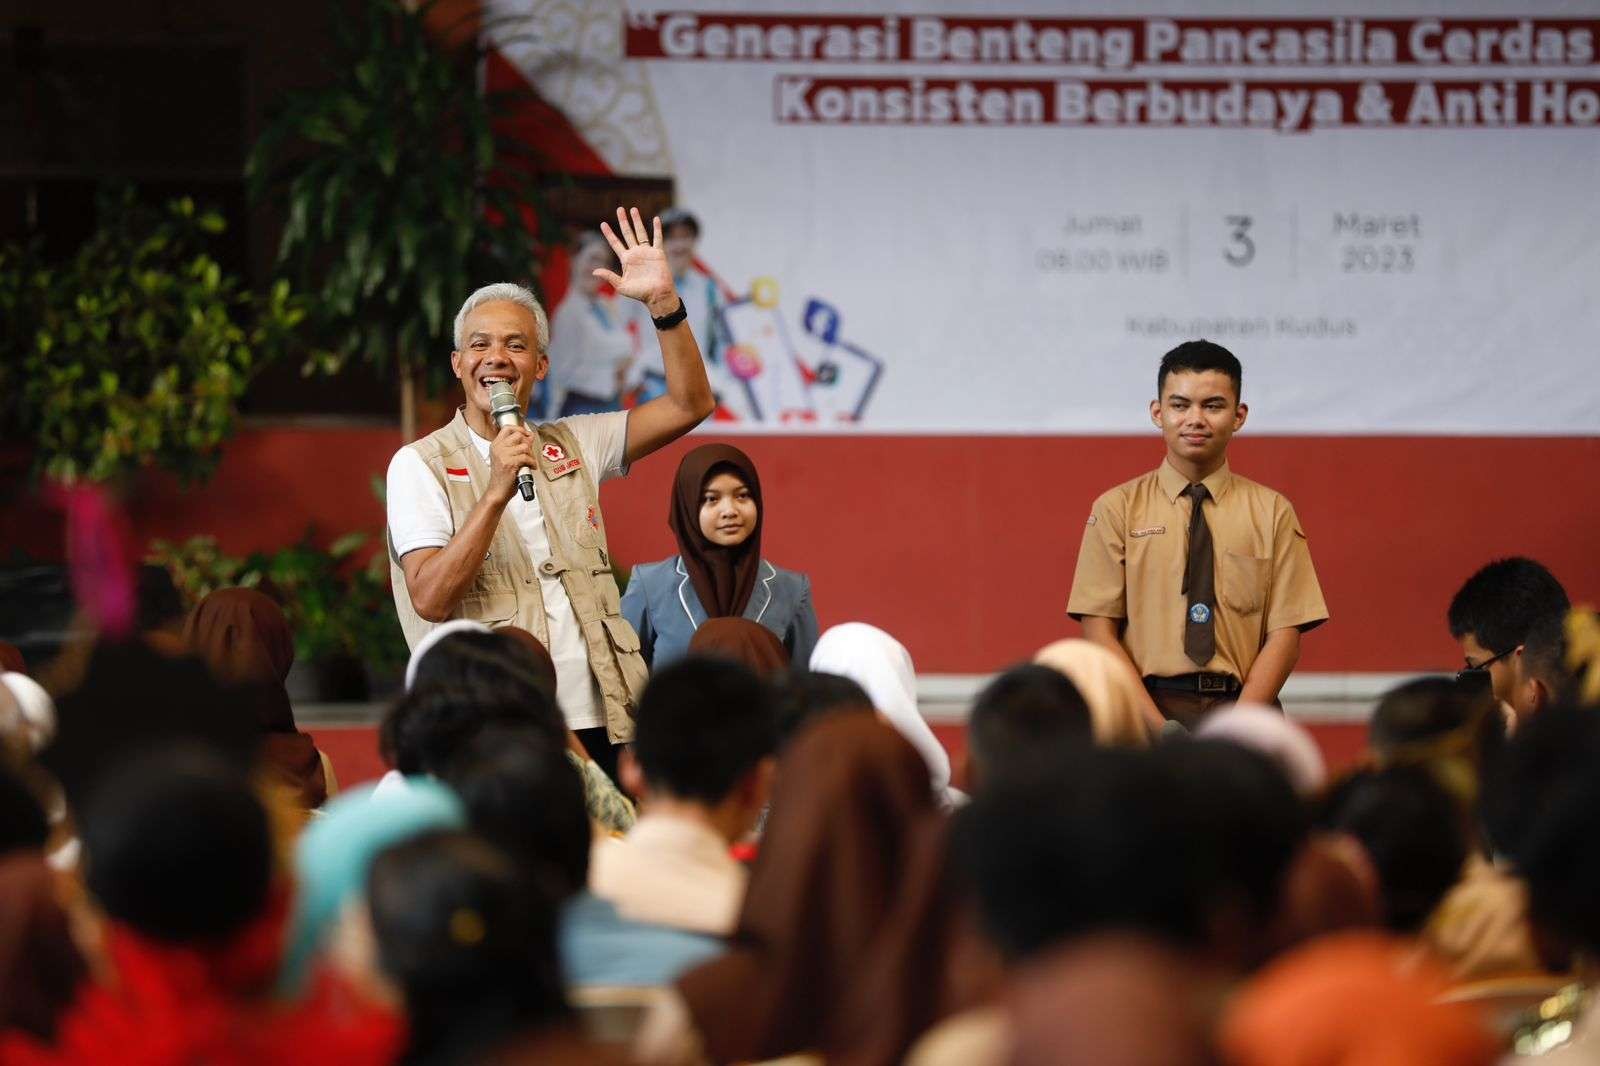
[620, 555, 818, 670]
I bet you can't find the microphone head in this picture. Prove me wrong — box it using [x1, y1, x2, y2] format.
[488, 380, 520, 419]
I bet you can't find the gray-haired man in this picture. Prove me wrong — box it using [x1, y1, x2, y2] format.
[386, 207, 714, 768]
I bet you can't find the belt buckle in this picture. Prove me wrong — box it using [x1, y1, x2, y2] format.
[1197, 674, 1231, 694]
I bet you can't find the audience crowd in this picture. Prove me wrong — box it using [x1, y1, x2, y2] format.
[0, 553, 1595, 1065]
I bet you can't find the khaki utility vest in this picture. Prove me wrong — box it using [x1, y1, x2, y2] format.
[388, 409, 647, 742]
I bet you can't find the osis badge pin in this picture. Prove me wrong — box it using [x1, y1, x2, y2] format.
[1189, 603, 1212, 624]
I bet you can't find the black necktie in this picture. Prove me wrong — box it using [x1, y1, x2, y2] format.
[1182, 483, 1216, 668]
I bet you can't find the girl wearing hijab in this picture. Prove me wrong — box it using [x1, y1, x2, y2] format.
[810, 622, 965, 808]
[1033, 639, 1162, 747]
[182, 588, 333, 809]
[621, 443, 818, 670]
[636, 715, 938, 1066]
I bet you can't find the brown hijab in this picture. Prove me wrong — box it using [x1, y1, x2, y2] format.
[0, 854, 89, 1041]
[182, 588, 326, 809]
[668, 444, 764, 619]
[688, 617, 790, 678]
[676, 715, 936, 1063]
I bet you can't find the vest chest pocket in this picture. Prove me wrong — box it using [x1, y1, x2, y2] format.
[1219, 552, 1271, 614]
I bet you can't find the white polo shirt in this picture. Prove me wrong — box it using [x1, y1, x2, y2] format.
[386, 411, 629, 731]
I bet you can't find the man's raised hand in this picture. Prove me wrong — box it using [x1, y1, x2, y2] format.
[595, 206, 678, 316]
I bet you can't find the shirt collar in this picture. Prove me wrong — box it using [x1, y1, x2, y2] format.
[1158, 458, 1233, 503]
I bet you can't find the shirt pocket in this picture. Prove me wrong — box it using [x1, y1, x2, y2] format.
[1219, 552, 1271, 614]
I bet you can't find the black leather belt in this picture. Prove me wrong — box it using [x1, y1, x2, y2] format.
[1145, 673, 1241, 695]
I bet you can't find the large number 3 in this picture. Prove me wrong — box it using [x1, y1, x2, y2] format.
[1224, 215, 1255, 267]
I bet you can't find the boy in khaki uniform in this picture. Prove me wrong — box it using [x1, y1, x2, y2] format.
[1068, 341, 1328, 729]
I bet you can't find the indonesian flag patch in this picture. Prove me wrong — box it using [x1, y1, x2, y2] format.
[541, 443, 566, 463]
[445, 467, 470, 483]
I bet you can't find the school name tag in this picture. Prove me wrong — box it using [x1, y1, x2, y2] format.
[1130, 525, 1167, 538]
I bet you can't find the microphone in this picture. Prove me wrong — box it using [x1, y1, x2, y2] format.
[488, 380, 537, 502]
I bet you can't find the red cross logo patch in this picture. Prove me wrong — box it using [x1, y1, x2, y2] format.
[541, 443, 566, 463]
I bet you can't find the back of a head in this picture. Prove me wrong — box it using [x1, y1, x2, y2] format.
[968, 663, 1093, 789]
[442, 726, 590, 898]
[380, 673, 563, 778]
[492, 627, 559, 702]
[1317, 766, 1466, 934]
[1447, 556, 1569, 654]
[42, 640, 258, 807]
[1151, 740, 1306, 959]
[772, 670, 874, 748]
[688, 617, 790, 679]
[80, 747, 270, 945]
[1482, 704, 1600, 865]
[958, 746, 1202, 964]
[369, 830, 566, 1058]
[411, 630, 556, 706]
[1517, 758, 1600, 959]
[634, 657, 777, 804]
[1369, 676, 1502, 813]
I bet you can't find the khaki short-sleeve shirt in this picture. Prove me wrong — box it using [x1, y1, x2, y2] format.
[1067, 459, 1328, 682]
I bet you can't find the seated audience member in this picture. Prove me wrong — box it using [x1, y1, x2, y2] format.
[965, 663, 1093, 791]
[915, 748, 1226, 1066]
[364, 830, 628, 1065]
[1499, 715, 1600, 1062]
[1194, 702, 1326, 798]
[1032, 639, 1158, 747]
[278, 778, 464, 998]
[592, 659, 777, 937]
[622, 444, 818, 670]
[771, 670, 874, 749]
[1219, 931, 1498, 1066]
[442, 727, 721, 989]
[183, 587, 332, 809]
[1317, 766, 1469, 938]
[397, 626, 635, 829]
[4, 749, 401, 1064]
[1367, 676, 1539, 981]
[687, 617, 790, 679]
[1447, 557, 1570, 720]
[1151, 740, 1308, 972]
[641, 715, 938, 1065]
[1004, 935, 1217, 1066]
[810, 622, 965, 807]
[0, 767, 83, 1043]
[403, 619, 490, 690]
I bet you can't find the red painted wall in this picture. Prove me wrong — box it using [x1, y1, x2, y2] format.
[5, 428, 1596, 673]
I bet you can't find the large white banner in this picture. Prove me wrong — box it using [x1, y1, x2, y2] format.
[493, 1, 1600, 434]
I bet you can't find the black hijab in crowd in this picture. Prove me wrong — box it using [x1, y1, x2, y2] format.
[668, 444, 765, 619]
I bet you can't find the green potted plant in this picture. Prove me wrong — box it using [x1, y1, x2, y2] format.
[0, 189, 312, 486]
[247, 0, 556, 440]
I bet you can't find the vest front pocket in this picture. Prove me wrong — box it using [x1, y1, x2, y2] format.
[457, 590, 517, 628]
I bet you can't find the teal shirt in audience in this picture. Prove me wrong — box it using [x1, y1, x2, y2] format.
[560, 891, 723, 988]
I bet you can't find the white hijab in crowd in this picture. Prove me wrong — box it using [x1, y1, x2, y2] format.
[809, 622, 966, 809]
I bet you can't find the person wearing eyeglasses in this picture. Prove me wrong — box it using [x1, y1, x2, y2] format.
[1446, 557, 1570, 721]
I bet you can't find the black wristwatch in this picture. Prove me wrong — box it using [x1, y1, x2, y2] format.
[651, 298, 688, 331]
